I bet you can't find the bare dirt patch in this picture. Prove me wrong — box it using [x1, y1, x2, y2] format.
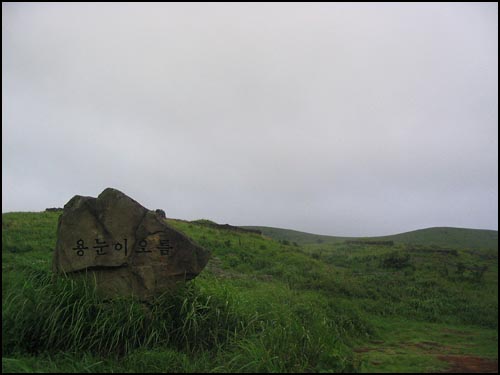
[353, 347, 374, 353]
[440, 328, 473, 336]
[437, 355, 498, 373]
[410, 341, 453, 353]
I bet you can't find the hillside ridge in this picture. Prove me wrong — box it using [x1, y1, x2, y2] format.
[242, 225, 498, 249]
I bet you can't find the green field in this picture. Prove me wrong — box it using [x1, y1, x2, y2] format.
[2, 212, 498, 373]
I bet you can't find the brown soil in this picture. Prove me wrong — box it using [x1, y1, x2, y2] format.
[353, 340, 498, 373]
[440, 328, 473, 336]
[409, 341, 453, 352]
[353, 347, 374, 353]
[437, 355, 498, 373]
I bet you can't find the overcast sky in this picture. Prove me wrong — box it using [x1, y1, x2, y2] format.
[2, 3, 498, 236]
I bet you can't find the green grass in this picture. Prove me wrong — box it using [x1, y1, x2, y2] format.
[2, 212, 498, 372]
[245, 225, 498, 249]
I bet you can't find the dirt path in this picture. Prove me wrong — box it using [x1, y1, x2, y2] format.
[437, 355, 498, 373]
[354, 339, 498, 373]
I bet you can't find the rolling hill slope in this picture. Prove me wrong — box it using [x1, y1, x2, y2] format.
[242, 226, 498, 249]
[2, 212, 498, 373]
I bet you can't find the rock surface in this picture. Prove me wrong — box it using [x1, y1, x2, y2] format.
[155, 209, 166, 219]
[52, 188, 210, 299]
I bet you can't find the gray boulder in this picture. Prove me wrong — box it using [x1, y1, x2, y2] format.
[155, 209, 166, 219]
[52, 188, 210, 300]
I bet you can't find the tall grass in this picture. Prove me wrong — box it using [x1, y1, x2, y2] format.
[2, 267, 366, 372]
[3, 270, 251, 357]
[3, 264, 373, 372]
[2, 212, 497, 372]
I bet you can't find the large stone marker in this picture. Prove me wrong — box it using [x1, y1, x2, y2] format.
[52, 188, 210, 299]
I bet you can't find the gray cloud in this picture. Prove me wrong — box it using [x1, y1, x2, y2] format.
[3, 3, 498, 236]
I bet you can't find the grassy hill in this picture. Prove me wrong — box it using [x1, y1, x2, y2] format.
[243, 225, 498, 249]
[241, 225, 350, 245]
[2, 212, 498, 373]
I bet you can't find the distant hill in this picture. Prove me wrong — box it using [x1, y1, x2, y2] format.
[242, 226, 498, 249]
